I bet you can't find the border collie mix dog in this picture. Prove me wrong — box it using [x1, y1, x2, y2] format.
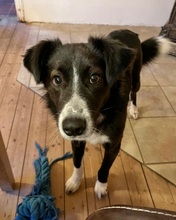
[24, 30, 170, 199]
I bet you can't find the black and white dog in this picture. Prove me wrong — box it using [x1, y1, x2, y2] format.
[23, 30, 170, 199]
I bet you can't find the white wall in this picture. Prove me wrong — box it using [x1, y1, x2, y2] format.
[15, 0, 174, 26]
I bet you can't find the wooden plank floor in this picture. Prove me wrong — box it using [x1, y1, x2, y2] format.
[0, 17, 176, 220]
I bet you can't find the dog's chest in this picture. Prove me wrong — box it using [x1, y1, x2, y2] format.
[86, 132, 110, 145]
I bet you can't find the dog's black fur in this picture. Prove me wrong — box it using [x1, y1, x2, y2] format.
[24, 30, 169, 198]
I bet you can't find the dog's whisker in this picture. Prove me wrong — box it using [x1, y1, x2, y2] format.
[92, 127, 104, 136]
[46, 130, 62, 147]
[46, 125, 58, 135]
[101, 106, 115, 112]
[89, 109, 99, 114]
[46, 124, 58, 132]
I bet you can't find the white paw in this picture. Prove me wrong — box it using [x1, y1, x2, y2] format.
[128, 102, 139, 119]
[65, 166, 83, 194]
[94, 180, 108, 199]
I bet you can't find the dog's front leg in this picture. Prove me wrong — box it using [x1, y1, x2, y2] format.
[65, 141, 85, 194]
[95, 142, 121, 199]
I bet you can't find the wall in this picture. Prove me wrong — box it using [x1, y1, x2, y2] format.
[15, 0, 174, 26]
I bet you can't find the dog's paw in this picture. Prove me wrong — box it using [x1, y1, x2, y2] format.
[65, 176, 81, 194]
[94, 180, 108, 199]
[128, 102, 139, 119]
[65, 167, 83, 194]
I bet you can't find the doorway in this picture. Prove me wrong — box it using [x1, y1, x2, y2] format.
[0, 0, 16, 18]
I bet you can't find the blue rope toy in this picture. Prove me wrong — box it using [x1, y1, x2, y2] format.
[15, 142, 73, 220]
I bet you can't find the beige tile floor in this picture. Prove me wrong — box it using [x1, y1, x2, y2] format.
[17, 23, 176, 186]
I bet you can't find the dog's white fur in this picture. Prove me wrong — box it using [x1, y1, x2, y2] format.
[94, 180, 108, 199]
[66, 166, 83, 193]
[128, 101, 139, 119]
[66, 165, 108, 199]
[86, 132, 110, 145]
[156, 37, 172, 55]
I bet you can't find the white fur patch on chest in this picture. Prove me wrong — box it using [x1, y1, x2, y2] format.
[86, 132, 110, 145]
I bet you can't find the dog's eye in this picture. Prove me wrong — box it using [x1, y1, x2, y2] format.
[52, 76, 62, 86]
[90, 74, 101, 84]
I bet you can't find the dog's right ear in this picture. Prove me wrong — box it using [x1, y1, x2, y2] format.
[23, 39, 62, 84]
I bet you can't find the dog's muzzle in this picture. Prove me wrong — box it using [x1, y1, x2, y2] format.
[62, 117, 87, 137]
[58, 94, 93, 140]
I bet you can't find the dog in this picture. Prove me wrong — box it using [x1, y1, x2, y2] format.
[23, 29, 171, 199]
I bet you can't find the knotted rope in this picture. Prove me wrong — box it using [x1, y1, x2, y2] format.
[15, 142, 72, 220]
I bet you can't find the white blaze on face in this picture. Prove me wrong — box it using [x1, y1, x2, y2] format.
[58, 65, 110, 144]
[58, 65, 93, 140]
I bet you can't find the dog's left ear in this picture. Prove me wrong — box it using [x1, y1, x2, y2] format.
[88, 36, 136, 87]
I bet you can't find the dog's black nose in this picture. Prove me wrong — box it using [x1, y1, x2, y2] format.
[62, 118, 86, 136]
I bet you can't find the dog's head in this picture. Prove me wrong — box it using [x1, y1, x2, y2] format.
[24, 36, 135, 141]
